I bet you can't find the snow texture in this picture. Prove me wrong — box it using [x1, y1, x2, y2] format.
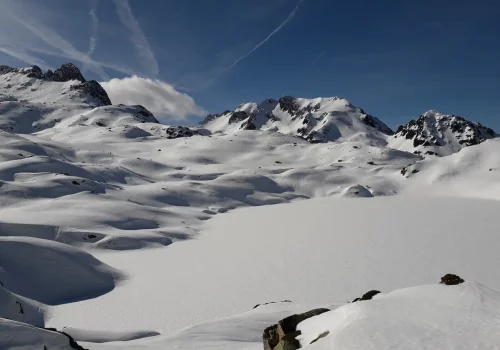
[0, 63, 499, 349]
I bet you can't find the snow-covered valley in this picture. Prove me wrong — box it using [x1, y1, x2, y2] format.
[1, 64, 500, 349]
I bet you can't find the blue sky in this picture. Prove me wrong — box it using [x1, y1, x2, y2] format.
[0, 0, 499, 130]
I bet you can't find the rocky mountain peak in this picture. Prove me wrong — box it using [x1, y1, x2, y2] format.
[201, 95, 393, 144]
[0, 63, 86, 83]
[391, 110, 497, 156]
[50, 63, 86, 83]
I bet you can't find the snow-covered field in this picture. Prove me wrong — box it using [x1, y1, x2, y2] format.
[1, 64, 500, 349]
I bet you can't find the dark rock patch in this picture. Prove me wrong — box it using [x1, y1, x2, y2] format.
[228, 111, 249, 124]
[277, 308, 330, 339]
[44, 328, 88, 350]
[254, 300, 291, 309]
[440, 274, 464, 285]
[310, 331, 330, 344]
[165, 126, 198, 139]
[70, 80, 112, 106]
[264, 324, 279, 350]
[264, 308, 329, 350]
[352, 290, 381, 302]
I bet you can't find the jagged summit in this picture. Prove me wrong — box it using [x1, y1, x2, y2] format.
[201, 96, 393, 145]
[1, 63, 86, 83]
[390, 110, 498, 156]
[0, 62, 158, 135]
[0, 62, 111, 106]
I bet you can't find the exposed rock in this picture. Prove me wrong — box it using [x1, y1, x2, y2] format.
[279, 96, 300, 115]
[44, 328, 88, 350]
[228, 111, 249, 124]
[353, 290, 381, 302]
[440, 274, 464, 285]
[310, 331, 330, 344]
[253, 300, 291, 309]
[274, 331, 301, 350]
[165, 126, 198, 139]
[264, 308, 329, 350]
[200, 96, 393, 145]
[392, 111, 497, 155]
[70, 80, 112, 106]
[263, 324, 279, 350]
[50, 63, 86, 82]
[360, 113, 394, 135]
[1, 63, 85, 83]
[277, 308, 330, 339]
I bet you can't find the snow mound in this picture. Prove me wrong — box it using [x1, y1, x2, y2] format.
[390, 110, 497, 156]
[201, 96, 393, 145]
[340, 184, 373, 197]
[298, 281, 500, 349]
[0, 284, 46, 327]
[0, 237, 122, 305]
[0, 318, 81, 350]
[61, 327, 160, 343]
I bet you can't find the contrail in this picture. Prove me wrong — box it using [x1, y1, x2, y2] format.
[113, 0, 159, 76]
[230, 3, 301, 69]
[87, 2, 98, 57]
[310, 50, 326, 66]
[82, 0, 99, 74]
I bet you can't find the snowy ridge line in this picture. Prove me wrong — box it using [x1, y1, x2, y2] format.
[0, 62, 500, 349]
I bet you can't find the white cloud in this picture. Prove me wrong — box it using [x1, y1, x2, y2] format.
[100, 76, 206, 122]
[113, 0, 159, 77]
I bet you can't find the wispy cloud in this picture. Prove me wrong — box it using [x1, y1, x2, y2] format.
[113, 0, 159, 77]
[229, 3, 301, 69]
[82, 0, 100, 74]
[0, 0, 145, 80]
[87, 0, 99, 57]
[11, 14, 110, 80]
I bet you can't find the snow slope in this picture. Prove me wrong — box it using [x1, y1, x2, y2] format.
[81, 281, 500, 350]
[1, 63, 500, 349]
[48, 196, 500, 337]
[297, 281, 500, 349]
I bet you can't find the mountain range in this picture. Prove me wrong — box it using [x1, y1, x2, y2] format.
[1, 63, 500, 349]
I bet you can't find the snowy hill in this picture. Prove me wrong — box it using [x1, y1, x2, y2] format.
[1, 62, 500, 349]
[389, 110, 498, 156]
[0, 63, 158, 135]
[201, 96, 393, 145]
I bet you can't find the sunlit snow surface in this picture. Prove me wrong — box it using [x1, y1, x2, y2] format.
[1, 68, 500, 349]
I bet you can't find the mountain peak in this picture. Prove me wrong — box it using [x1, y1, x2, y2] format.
[391, 111, 497, 156]
[1, 63, 86, 83]
[201, 95, 393, 144]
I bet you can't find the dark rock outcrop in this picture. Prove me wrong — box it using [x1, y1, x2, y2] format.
[264, 324, 280, 350]
[44, 328, 88, 350]
[253, 300, 291, 309]
[277, 308, 330, 339]
[50, 63, 86, 82]
[393, 111, 497, 153]
[440, 274, 464, 285]
[360, 113, 394, 135]
[199, 96, 393, 144]
[70, 80, 112, 106]
[263, 308, 330, 350]
[0, 63, 112, 107]
[165, 126, 198, 139]
[352, 290, 381, 302]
